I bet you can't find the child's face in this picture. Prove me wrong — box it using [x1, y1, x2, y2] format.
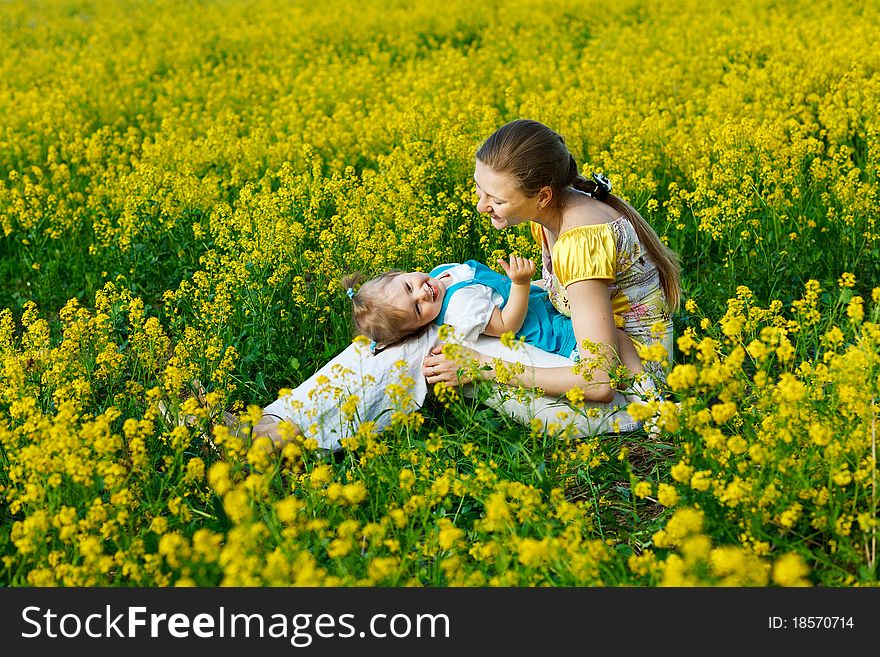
[383, 271, 447, 331]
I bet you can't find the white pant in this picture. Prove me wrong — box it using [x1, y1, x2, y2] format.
[263, 326, 646, 451]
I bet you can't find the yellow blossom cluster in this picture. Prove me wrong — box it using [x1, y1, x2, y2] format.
[634, 279, 880, 585]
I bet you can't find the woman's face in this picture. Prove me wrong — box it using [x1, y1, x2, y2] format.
[474, 160, 539, 230]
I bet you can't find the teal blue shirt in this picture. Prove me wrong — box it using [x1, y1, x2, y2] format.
[429, 260, 578, 359]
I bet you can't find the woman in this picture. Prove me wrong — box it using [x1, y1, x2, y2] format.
[422, 119, 679, 404]
[193, 119, 679, 452]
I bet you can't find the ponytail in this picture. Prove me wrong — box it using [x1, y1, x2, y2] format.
[573, 175, 681, 311]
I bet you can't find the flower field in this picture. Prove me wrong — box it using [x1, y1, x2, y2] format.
[1, 0, 879, 586]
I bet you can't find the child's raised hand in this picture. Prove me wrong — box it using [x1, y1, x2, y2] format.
[498, 254, 536, 285]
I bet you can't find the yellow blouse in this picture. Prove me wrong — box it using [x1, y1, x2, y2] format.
[530, 217, 673, 375]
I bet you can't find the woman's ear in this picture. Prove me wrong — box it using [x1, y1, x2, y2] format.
[536, 185, 554, 209]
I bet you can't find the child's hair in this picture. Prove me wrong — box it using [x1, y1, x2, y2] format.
[477, 119, 681, 311]
[342, 270, 426, 349]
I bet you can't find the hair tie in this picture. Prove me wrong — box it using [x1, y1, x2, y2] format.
[369, 340, 377, 354]
[590, 172, 612, 201]
[346, 287, 355, 299]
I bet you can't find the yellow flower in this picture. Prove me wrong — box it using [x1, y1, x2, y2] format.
[517, 537, 550, 568]
[309, 464, 333, 488]
[499, 330, 519, 349]
[808, 422, 832, 446]
[720, 315, 743, 339]
[207, 461, 232, 495]
[398, 468, 416, 490]
[158, 533, 189, 569]
[690, 470, 712, 492]
[367, 556, 399, 582]
[710, 402, 736, 425]
[634, 481, 653, 499]
[772, 553, 810, 586]
[776, 373, 805, 402]
[670, 462, 694, 483]
[343, 481, 367, 505]
[326, 537, 354, 558]
[726, 435, 748, 454]
[846, 296, 863, 323]
[275, 496, 305, 523]
[481, 491, 511, 531]
[677, 329, 697, 355]
[627, 400, 657, 421]
[388, 508, 407, 529]
[184, 457, 205, 483]
[831, 466, 852, 487]
[778, 503, 802, 528]
[223, 488, 252, 525]
[667, 364, 697, 391]
[565, 386, 586, 406]
[822, 326, 844, 345]
[657, 483, 679, 507]
[747, 339, 769, 360]
[437, 519, 464, 550]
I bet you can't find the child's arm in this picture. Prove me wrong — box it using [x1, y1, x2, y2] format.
[482, 255, 536, 337]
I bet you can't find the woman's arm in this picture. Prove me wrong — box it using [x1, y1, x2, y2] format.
[423, 279, 630, 403]
[563, 278, 621, 401]
[423, 344, 613, 401]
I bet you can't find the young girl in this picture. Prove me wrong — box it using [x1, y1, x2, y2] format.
[344, 255, 641, 368]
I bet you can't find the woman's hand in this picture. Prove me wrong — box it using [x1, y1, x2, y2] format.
[422, 343, 488, 387]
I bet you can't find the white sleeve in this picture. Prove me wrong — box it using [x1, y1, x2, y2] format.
[262, 326, 438, 451]
[441, 285, 500, 342]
